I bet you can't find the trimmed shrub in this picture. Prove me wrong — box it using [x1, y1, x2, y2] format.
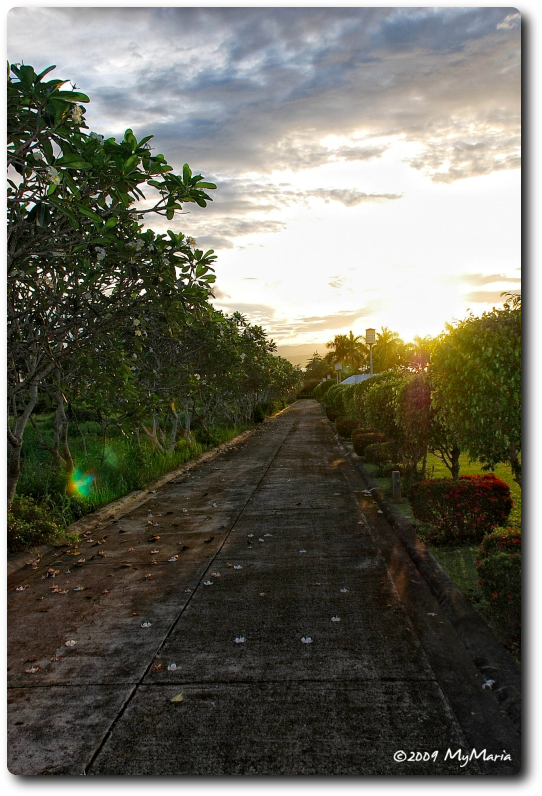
[475, 528, 521, 645]
[8, 495, 62, 553]
[407, 474, 513, 544]
[352, 431, 387, 457]
[323, 383, 348, 414]
[313, 380, 335, 401]
[478, 526, 522, 556]
[363, 441, 396, 466]
[335, 416, 360, 438]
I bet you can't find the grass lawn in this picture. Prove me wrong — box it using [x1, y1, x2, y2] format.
[358, 450, 521, 662]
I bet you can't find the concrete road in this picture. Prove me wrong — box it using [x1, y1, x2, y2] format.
[7, 400, 520, 775]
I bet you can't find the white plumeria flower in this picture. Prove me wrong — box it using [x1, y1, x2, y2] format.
[95, 247, 106, 261]
[71, 105, 83, 123]
[25, 666, 40, 674]
[482, 679, 496, 690]
[264, 534, 272, 537]
[133, 319, 140, 326]
[141, 622, 152, 628]
[258, 538, 265, 543]
[203, 580, 213, 586]
[234, 636, 246, 644]
[167, 663, 178, 671]
[135, 330, 142, 336]
[340, 588, 349, 593]
[301, 637, 312, 644]
[194, 373, 201, 380]
[247, 534, 254, 538]
[168, 556, 178, 562]
[45, 166, 61, 185]
[65, 640, 77, 647]
[331, 616, 341, 622]
[187, 237, 197, 247]
[233, 565, 243, 570]
[299, 549, 307, 554]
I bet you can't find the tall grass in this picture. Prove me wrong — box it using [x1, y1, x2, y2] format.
[15, 416, 249, 529]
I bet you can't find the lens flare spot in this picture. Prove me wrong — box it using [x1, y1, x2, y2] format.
[68, 469, 95, 497]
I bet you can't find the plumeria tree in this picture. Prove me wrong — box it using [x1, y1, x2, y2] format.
[7, 62, 217, 504]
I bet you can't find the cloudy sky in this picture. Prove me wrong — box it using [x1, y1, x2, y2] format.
[7, 3, 522, 363]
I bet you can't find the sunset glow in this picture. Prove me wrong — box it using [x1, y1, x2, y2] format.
[7, 4, 521, 366]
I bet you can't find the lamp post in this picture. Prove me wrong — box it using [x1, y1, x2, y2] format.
[334, 362, 342, 383]
[365, 328, 375, 376]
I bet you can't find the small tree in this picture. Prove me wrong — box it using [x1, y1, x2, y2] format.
[431, 305, 521, 486]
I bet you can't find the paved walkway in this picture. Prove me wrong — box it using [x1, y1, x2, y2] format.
[7, 401, 520, 774]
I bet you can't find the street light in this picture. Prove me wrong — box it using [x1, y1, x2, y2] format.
[365, 328, 375, 376]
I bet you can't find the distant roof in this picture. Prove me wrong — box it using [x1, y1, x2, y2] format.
[340, 374, 374, 385]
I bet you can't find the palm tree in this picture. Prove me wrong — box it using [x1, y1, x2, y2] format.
[372, 327, 405, 372]
[326, 331, 368, 373]
[406, 335, 433, 372]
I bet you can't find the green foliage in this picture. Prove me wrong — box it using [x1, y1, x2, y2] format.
[334, 416, 360, 438]
[431, 306, 521, 484]
[351, 372, 397, 427]
[298, 378, 322, 398]
[395, 373, 431, 478]
[7, 495, 62, 552]
[312, 380, 334, 401]
[252, 403, 267, 423]
[304, 352, 333, 380]
[407, 474, 513, 544]
[363, 441, 396, 467]
[475, 528, 521, 646]
[363, 374, 405, 444]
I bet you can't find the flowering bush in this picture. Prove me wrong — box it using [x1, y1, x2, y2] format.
[335, 416, 361, 438]
[352, 431, 387, 457]
[475, 528, 521, 645]
[407, 474, 513, 544]
[478, 526, 522, 556]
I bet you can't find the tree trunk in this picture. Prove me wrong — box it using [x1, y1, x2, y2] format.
[167, 410, 180, 453]
[55, 389, 74, 473]
[450, 443, 461, 481]
[141, 421, 165, 452]
[7, 382, 39, 506]
[509, 442, 521, 488]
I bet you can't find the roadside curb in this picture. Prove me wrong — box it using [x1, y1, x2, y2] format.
[7, 404, 299, 578]
[330, 425, 521, 734]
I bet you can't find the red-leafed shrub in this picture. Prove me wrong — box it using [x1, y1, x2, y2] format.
[407, 474, 513, 544]
[478, 526, 522, 556]
[335, 416, 360, 438]
[475, 528, 521, 645]
[352, 431, 387, 456]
